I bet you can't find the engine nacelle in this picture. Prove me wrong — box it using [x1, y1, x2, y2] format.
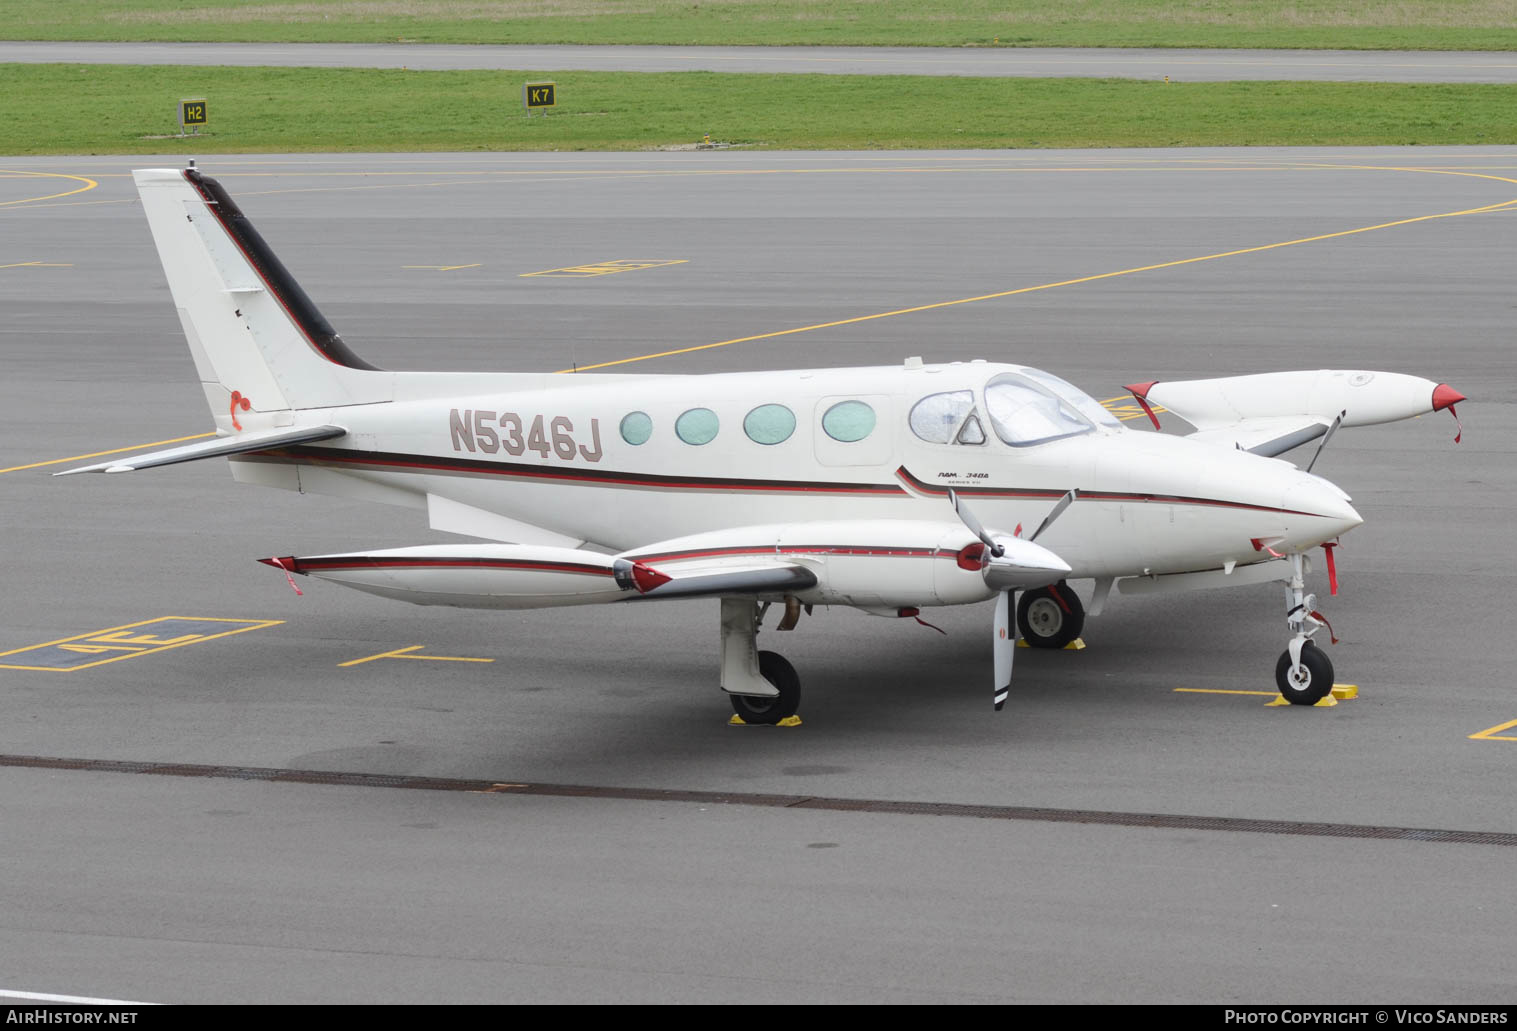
[624, 520, 1011, 609]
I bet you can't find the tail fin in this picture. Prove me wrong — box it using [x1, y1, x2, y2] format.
[134, 168, 390, 425]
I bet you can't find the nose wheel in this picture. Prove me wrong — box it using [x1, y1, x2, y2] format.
[1275, 640, 1333, 705]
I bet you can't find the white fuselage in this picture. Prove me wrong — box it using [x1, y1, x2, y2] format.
[231, 361, 1362, 591]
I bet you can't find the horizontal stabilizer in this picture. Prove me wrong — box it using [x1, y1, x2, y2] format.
[54, 425, 346, 475]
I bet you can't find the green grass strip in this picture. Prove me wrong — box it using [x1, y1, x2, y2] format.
[12, 0, 1517, 51]
[5, 65, 1516, 154]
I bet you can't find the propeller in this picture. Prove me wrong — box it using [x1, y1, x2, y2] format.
[993, 590, 1014, 710]
[950, 489, 1078, 711]
[950, 488, 1001, 556]
[1029, 489, 1078, 543]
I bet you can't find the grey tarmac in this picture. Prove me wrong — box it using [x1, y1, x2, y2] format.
[4, 40, 1517, 82]
[0, 149, 1513, 1003]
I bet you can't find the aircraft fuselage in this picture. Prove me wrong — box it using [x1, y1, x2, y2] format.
[230, 360, 1362, 590]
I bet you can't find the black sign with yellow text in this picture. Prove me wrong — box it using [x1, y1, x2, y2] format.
[179, 98, 208, 128]
[522, 82, 556, 110]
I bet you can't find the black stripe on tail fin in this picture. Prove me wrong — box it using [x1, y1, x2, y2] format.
[184, 169, 382, 372]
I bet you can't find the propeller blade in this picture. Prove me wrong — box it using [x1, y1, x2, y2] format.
[949, 488, 1002, 557]
[1305, 410, 1346, 474]
[993, 590, 1014, 711]
[1030, 488, 1079, 543]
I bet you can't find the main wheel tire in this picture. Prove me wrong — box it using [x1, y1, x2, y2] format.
[729, 650, 801, 725]
[1016, 584, 1085, 649]
[1275, 642, 1334, 705]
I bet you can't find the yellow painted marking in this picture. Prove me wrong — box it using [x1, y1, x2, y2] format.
[0, 617, 283, 672]
[340, 645, 424, 666]
[0, 170, 98, 207]
[556, 169, 1517, 373]
[56, 630, 203, 655]
[1178, 683, 1358, 702]
[1100, 395, 1169, 422]
[339, 645, 493, 667]
[1469, 719, 1517, 742]
[0, 431, 216, 476]
[522, 259, 687, 279]
[0, 262, 72, 269]
[403, 264, 482, 271]
[1175, 688, 1279, 696]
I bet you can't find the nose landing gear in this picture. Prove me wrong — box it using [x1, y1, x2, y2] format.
[1275, 553, 1335, 705]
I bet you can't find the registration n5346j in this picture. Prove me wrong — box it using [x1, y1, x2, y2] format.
[449, 409, 603, 462]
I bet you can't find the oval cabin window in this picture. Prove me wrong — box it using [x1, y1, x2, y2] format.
[821, 400, 876, 443]
[675, 407, 721, 446]
[743, 404, 796, 445]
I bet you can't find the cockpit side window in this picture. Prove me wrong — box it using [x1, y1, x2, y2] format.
[909, 391, 976, 444]
[956, 414, 986, 445]
[985, 373, 1094, 447]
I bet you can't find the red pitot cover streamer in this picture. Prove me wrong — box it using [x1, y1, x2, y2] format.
[271, 557, 303, 596]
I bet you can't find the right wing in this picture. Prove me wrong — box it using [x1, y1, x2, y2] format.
[1126, 370, 1464, 457]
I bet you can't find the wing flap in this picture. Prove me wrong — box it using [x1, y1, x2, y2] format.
[1183, 417, 1331, 457]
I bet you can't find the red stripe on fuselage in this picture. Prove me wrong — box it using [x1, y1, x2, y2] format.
[260, 445, 907, 496]
[894, 466, 1327, 519]
[245, 448, 1332, 520]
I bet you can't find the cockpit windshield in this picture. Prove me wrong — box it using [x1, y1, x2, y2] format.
[984, 373, 1095, 447]
[1018, 368, 1123, 430]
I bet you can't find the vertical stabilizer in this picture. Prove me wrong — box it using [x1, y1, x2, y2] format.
[133, 168, 390, 427]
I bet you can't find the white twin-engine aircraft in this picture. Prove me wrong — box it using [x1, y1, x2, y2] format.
[61, 168, 1468, 723]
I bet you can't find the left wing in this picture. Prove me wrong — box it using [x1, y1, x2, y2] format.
[260, 543, 817, 609]
[1125, 370, 1464, 456]
[261, 519, 1070, 611]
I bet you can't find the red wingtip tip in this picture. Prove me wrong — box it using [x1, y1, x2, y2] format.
[1431, 384, 1466, 412]
[259, 556, 299, 571]
[629, 561, 672, 594]
[1125, 382, 1163, 430]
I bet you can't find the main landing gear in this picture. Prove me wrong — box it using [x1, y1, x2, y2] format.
[1016, 582, 1085, 650]
[720, 597, 801, 724]
[1275, 553, 1335, 705]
